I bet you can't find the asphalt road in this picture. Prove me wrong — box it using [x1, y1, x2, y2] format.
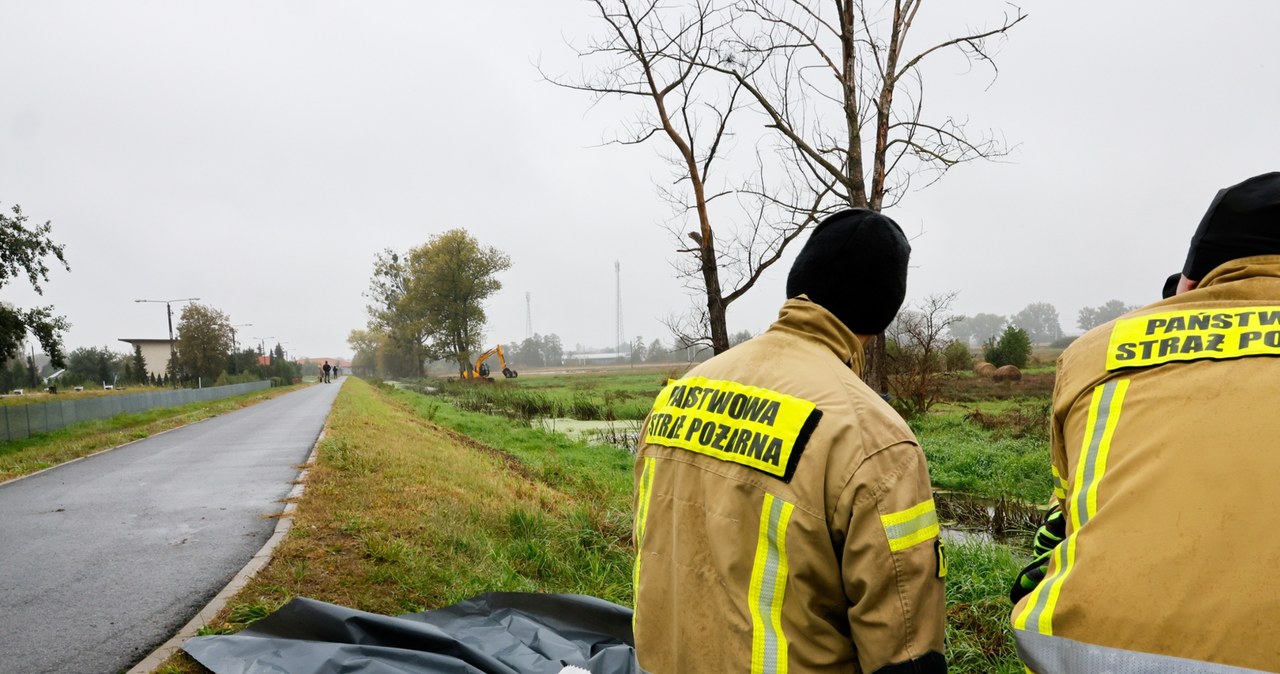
[0, 380, 344, 674]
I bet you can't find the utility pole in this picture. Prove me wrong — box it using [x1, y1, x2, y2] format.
[615, 261, 625, 356]
[229, 323, 252, 375]
[525, 292, 532, 340]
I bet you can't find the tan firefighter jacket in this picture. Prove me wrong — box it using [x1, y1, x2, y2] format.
[633, 298, 946, 674]
[1012, 256, 1280, 673]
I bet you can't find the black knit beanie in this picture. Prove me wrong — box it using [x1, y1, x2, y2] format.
[1181, 172, 1280, 282]
[786, 209, 910, 335]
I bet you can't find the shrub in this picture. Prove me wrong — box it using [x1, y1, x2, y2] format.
[943, 340, 974, 372]
[983, 326, 1032, 368]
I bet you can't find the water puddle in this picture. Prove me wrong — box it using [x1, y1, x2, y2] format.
[935, 491, 1043, 547]
[534, 418, 642, 450]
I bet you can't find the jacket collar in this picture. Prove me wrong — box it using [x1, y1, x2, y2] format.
[766, 297, 866, 375]
[1199, 255, 1280, 288]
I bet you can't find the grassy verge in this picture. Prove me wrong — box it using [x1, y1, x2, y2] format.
[0, 384, 307, 482]
[158, 377, 634, 673]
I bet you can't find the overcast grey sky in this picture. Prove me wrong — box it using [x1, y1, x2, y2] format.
[2, 1, 1278, 361]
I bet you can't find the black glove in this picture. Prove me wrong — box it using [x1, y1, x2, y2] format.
[1010, 505, 1066, 603]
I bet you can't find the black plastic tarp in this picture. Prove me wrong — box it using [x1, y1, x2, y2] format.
[184, 592, 640, 674]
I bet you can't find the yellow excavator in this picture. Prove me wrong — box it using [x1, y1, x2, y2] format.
[463, 345, 518, 382]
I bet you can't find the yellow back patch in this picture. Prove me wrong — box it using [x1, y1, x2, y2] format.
[1106, 306, 1280, 370]
[643, 376, 822, 482]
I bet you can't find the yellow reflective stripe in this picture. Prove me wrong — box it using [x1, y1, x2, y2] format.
[632, 457, 656, 613]
[749, 493, 793, 674]
[1051, 465, 1067, 501]
[635, 457, 656, 545]
[881, 499, 940, 552]
[1015, 380, 1129, 635]
[1085, 381, 1127, 518]
[1014, 516, 1075, 632]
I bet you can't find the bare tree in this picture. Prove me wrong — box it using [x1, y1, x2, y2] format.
[885, 292, 960, 419]
[549, 0, 815, 354]
[706, 0, 1026, 390]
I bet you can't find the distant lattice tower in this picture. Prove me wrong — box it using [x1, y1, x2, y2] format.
[525, 292, 532, 340]
[615, 261, 625, 354]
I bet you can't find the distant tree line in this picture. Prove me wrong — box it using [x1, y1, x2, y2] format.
[948, 299, 1141, 347]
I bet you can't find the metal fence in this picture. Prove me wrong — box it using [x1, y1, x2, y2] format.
[0, 381, 272, 443]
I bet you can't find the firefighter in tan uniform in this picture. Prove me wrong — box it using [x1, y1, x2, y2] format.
[1011, 172, 1280, 673]
[633, 209, 947, 674]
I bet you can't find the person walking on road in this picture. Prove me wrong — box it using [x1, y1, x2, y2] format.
[321, 361, 331, 383]
[632, 209, 946, 674]
[1011, 172, 1280, 673]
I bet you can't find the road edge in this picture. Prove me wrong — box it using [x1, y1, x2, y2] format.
[124, 426, 326, 674]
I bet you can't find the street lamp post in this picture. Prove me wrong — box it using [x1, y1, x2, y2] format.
[230, 324, 253, 353]
[252, 337, 274, 358]
[229, 324, 252, 375]
[135, 297, 199, 386]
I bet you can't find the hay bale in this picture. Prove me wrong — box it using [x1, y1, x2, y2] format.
[993, 365, 1022, 382]
[974, 362, 997, 377]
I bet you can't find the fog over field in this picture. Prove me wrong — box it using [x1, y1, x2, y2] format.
[2, 1, 1277, 359]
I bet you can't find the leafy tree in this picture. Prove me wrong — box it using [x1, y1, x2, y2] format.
[1077, 300, 1139, 331]
[504, 333, 566, 370]
[0, 203, 71, 368]
[175, 303, 233, 383]
[1, 357, 29, 392]
[65, 346, 123, 387]
[950, 313, 1006, 346]
[943, 340, 974, 372]
[370, 230, 512, 376]
[984, 325, 1032, 369]
[347, 328, 380, 376]
[647, 338, 667, 364]
[1011, 302, 1064, 344]
[365, 250, 431, 376]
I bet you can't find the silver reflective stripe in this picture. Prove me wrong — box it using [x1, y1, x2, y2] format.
[1016, 630, 1270, 674]
[749, 493, 792, 674]
[1073, 380, 1119, 529]
[758, 496, 785, 673]
[883, 508, 938, 541]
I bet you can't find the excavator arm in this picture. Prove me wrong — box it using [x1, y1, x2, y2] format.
[466, 346, 518, 381]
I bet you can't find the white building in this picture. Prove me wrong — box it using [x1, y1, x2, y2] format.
[118, 338, 175, 379]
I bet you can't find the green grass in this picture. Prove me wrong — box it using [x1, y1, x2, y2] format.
[944, 539, 1029, 674]
[390, 386, 634, 500]
[912, 408, 1052, 504]
[0, 383, 305, 481]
